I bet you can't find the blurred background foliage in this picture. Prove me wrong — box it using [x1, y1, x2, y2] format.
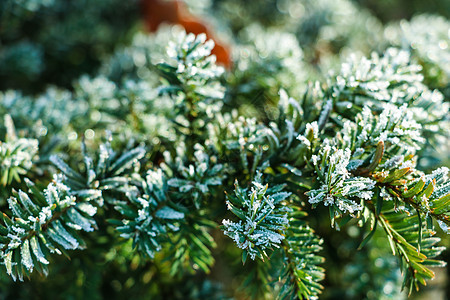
[354, 0, 450, 22]
[0, 0, 449, 299]
[0, 0, 139, 93]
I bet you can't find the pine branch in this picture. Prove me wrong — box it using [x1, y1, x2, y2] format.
[278, 209, 325, 300]
[372, 165, 450, 232]
[221, 174, 291, 262]
[156, 31, 225, 149]
[168, 213, 217, 276]
[306, 142, 375, 217]
[167, 144, 225, 209]
[0, 177, 97, 281]
[110, 169, 185, 259]
[0, 115, 38, 186]
[376, 200, 446, 295]
[330, 47, 449, 143]
[49, 138, 146, 204]
[298, 91, 449, 292]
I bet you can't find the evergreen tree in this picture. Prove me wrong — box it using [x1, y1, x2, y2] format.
[0, 0, 449, 299]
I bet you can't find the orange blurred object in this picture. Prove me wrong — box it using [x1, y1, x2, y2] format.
[141, 0, 232, 68]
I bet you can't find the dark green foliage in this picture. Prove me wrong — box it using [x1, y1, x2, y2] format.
[0, 0, 449, 299]
[279, 209, 325, 300]
[112, 169, 185, 259]
[378, 201, 445, 294]
[0, 0, 139, 92]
